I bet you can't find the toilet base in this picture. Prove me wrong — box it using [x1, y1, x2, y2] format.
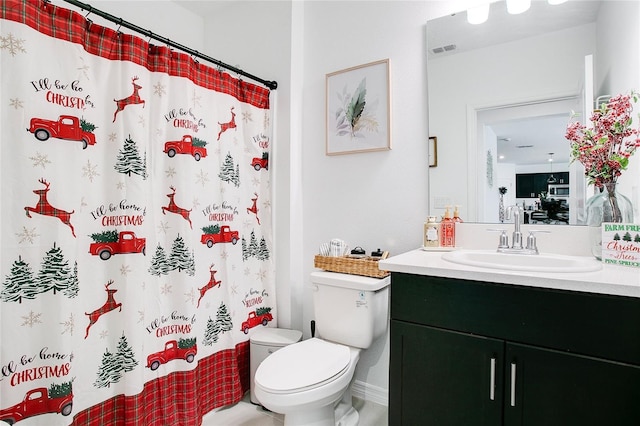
[284, 404, 335, 426]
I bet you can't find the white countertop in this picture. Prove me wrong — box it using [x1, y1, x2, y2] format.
[379, 249, 640, 298]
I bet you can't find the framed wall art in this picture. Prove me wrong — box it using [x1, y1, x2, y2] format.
[428, 136, 438, 167]
[325, 59, 391, 155]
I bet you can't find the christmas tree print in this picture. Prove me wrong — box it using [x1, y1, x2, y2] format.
[168, 235, 195, 276]
[635, 234, 640, 243]
[203, 302, 233, 346]
[37, 242, 72, 295]
[94, 332, 138, 388]
[2, 244, 78, 302]
[94, 349, 122, 388]
[63, 261, 79, 298]
[80, 118, 97, 133]
[114, 135, 147, 179]
[115, 332, 138, 373]
[218, 152, 240, 187]
[241, 230, 270, 261]
[149, 236, 195, 276]
[89, 229, 119, 243]
[148, 244, 170, 276]
[623, 232, 632, 242]
[50, 380, 73, 397]
[1, 255, 37, 303]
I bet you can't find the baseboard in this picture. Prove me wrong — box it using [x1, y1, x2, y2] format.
[352, 380, 388, 407]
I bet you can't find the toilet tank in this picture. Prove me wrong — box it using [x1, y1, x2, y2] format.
[310, 271, 390, 349]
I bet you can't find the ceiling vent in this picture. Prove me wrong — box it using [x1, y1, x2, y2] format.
[516, 145, 533, 148]
[432, 44, 457, 54]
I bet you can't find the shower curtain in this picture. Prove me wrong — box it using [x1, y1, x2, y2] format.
[0, 1, 275, 424]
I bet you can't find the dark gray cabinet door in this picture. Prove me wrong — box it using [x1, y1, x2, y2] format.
[390, 320, 504, 426]
[505, 342, 640, 426]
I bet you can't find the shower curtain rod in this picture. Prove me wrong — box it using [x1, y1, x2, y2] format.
[61, 0, 278, 90]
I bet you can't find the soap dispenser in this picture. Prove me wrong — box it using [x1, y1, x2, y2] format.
[453, 205, 463, 223]
[423, 216, 439, 248]
[439, 206, 455, 248]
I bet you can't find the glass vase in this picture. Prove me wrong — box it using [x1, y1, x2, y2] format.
[585, 182, 634, 260]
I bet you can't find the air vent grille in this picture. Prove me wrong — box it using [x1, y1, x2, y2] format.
[432, 44, 457, 54]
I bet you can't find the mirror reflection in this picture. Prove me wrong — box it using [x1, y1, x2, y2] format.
[426, 0, 638, 225]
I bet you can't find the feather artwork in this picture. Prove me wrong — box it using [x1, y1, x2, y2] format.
[346, 78, 367, 130]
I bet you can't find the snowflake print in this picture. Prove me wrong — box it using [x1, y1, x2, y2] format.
[29, 152, 51, 169]
[195, 169, 209, 187]
[244, 267, 251, 276]
[157, 221, 170, 234]
[22, 311, 42, 327]
[165, 166, 177, 178]
[1, 32, 26, 56]
[120, 264, 132, 276]
[251, 177, 260, 187]
[108, 132, 117, 142]
[191, 89, 202, 109]
[80, 197, 88, 208]
[191, 197, 201, 210]
[263, 199, 271, 210]
[243, 219, 253, 229]
[185, 288, 196, 304]
[255, 269, 267, 281]
[60, 313, 75, 335]
[220, 250, 229, 260]
[77, 56, 90, 81]
[16, 226, 39, 244]
[242, 110, 253, 123]
[9, 98, 23, 109]
[153, 81, 166, 97]
[99, 330, 109, 339]
[82, 159, 99, 182]
[116, 181, 125, 190]
[137, 115, 146, 127]
[160, 282, 172, 294]
[230, 283, 239, 295]
[138, 310, 145, 323]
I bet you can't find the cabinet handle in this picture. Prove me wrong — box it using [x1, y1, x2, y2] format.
[489, 357, 496, 401]
[510, 362, 517, 407]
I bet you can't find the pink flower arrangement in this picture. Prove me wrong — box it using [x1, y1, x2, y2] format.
[565, 91, 640, 188]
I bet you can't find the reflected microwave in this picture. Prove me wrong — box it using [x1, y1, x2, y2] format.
[548, 184, 569, 197]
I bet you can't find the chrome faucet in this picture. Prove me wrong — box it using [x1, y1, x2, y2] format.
[492, 205, 547, 255]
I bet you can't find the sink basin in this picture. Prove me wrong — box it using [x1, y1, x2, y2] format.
[441, 250, 602, 273]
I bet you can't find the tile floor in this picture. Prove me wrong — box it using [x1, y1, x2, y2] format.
[202, 393, 388, 425]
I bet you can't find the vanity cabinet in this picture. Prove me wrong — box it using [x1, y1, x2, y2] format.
[389, 273, 640, 426]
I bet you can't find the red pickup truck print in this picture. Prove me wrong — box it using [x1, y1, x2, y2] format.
[88, 230, 146, 260]
[241, 307, 273, 334]
[27, 115, 97, 149]
[0, 386, 73, 425]
[146, 339, 197, 371]
[200, 225, 239, 248]
[163, 135, 208, 161]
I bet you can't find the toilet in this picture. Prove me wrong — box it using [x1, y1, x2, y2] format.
[254, 271, 390, 426]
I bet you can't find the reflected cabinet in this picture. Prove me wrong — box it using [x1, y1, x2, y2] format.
[389, 274, 640, 426]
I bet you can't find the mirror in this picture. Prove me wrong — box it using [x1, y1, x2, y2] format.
[426, 0, 638, 225]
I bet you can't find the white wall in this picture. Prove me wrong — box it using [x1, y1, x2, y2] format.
[301, 1, 430, 397]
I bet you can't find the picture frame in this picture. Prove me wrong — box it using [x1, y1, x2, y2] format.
[428, 136, 438, 167]
[325, 59, 391, 155]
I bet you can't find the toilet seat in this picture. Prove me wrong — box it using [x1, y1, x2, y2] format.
[255, 338, 351, 394]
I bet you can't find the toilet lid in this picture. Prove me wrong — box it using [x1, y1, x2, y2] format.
[255, 338, 351, 393]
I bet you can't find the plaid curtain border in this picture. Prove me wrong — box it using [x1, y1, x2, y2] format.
[1, 0, 271, 109]
[69, 341, 250, 426]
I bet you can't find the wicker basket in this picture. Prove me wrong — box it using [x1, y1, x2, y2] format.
[313, 255, 390, 278]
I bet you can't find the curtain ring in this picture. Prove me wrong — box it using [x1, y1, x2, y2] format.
[84, 5, 93, 19]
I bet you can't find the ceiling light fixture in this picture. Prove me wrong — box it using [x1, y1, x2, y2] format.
[467, 3, 490, 25]
[547, 152, 557, 183]
[547, 0, 568, 5]
[506, 0, 531, 15]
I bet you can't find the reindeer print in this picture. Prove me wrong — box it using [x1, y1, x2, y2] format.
[197, 264, 222, 308]
[85, 280, 122, 339]
[113, 76, 145, 122]
[217, 107, 237, 141]
[24, 178, 76, 237]
[162, 186, 192, 229]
